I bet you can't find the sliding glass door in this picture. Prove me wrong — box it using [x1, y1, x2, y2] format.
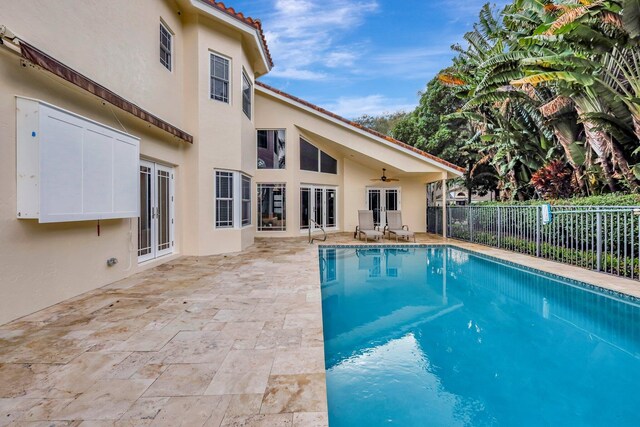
[139, 160, 174, 262]
[301, 185, 337, 231]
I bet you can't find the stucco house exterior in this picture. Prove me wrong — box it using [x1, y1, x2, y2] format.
[0, 0, 462, 324]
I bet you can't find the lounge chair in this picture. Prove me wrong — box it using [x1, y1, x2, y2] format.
[354, 210, 383, 242]
[385, 210, 415, 242]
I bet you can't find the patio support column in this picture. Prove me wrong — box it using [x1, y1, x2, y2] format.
[441, 173, 447, 239]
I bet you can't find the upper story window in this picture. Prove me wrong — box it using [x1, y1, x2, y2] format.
[211, 54, 230, 103]
[300, 138, 337, 174]
[159, 22, 173, 71]
[242, 72, 252, 119]
[257, 130, 286, 169]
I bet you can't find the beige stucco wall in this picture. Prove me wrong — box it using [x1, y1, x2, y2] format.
[0, 0, 266, 324]
[254, 89, 456, 238]
[0, 53, 188, 325]
[183, 12, 257, 256]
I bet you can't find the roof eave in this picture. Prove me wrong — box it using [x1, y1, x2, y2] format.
[190, 0, 273, 75]
[255, 83, 464, 176]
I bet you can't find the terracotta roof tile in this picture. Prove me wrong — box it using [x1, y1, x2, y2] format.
[200, 1, 273, 68]
[255, 81, 465, 173]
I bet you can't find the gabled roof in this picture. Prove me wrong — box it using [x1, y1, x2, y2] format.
[199, 1, 273, 68]
[255, 81, 465, 174]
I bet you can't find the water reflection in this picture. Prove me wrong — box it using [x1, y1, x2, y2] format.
[319, 246, 640, 427]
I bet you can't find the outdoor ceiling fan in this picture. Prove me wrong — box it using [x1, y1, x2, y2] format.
[371, 168, 399, 183]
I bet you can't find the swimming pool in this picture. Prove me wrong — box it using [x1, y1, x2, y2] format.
[319, 245, 640, 427]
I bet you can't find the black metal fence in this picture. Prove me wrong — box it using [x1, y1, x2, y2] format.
[428, 205, 640, 280]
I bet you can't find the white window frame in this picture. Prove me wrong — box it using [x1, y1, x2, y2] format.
[159, 20, 173, 72]
[241, 174, 252, 227]
[299, 185, 338, 232]
[210, 52, 231, 104]
[299, 137, 338, 174]
[214, 170, 252, 229]
[257, 129, 286, 170]
[257, 183, 287, 232]
[139, 160, 175, 263]
[242, 70, 252, 119]
[215, 171, 234, 228]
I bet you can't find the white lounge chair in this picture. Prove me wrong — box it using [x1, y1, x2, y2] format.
[354, 210, 383, 242]
[385, 210, 415, 242]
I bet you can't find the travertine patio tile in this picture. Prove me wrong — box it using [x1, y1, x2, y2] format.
[150, 395, 230, 427]
[103, 352, 154, 379]
[282, 313, 321, 330]
[293, 412, 329, 427]
[143, 364, 217, 397]
[271, 347, 325, 375]
[260, 374, 327, 414]
[119, 397, 169, 421]
[204, 350, 274, 395]
[220, 413, 293, 427]
[217, 322, 265, 340]
[114, 330, 177, 352]
[255, 328, 302, 350]
[159, 331, 233, 365]
[223, 394, 263, 417]
[50, 379, 153, 420]
[24, 352, 130, 399]
[0, 397, 41, 425]
[301, 328, 324, 348]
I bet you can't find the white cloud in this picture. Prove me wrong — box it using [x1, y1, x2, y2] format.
[368, 47, 455, 80]
[323, 94, 415, 119]
[261, 0, 379, 79]
[269, 67, 327, 80]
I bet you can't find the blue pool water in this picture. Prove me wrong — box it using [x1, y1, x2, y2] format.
[319, 246, 640, 427]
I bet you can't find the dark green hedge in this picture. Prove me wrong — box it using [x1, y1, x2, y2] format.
[475, 193, 640, 207]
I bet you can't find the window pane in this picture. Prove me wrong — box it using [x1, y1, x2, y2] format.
[320, 151, 337, 174]
[242, 73, 252, 119]
[300, 187, 310, 230]
[160, 24, 172, 71]
[138, 166, 152, 256]
[258, 184, 286, 231]
[211, 55, 229, 103]
[216, 172, 233, 199]
[257, 130, 286, 169]
[215, 171, 234, 228]
[242, 175, 251, 226]
[300, 138, 319, 171]
[326, 189, 336, 227]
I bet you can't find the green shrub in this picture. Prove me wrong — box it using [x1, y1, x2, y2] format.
[475, 193, 640, 207]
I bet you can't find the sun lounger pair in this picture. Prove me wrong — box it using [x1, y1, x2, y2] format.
[354, 210, 415, 242]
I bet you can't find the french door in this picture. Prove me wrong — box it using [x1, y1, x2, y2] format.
[367, 188, 400, 227]
[300, 185, 337, 231]
[138, 160, 174, 263]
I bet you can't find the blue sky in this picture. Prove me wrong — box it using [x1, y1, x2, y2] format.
[230, 0, 509, 119]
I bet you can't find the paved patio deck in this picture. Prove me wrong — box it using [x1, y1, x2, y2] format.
[1, 232, 638, 426]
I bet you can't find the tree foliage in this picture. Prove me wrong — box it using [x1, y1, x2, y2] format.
[351, 111, 408, 136]
[389, 0, 640, 201]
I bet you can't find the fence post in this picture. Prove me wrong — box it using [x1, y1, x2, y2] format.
[596, 211, 602, 271]
[469, 207, 473, 243]
[497, 206, 502, 248]
[536, 206, 541, 257]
